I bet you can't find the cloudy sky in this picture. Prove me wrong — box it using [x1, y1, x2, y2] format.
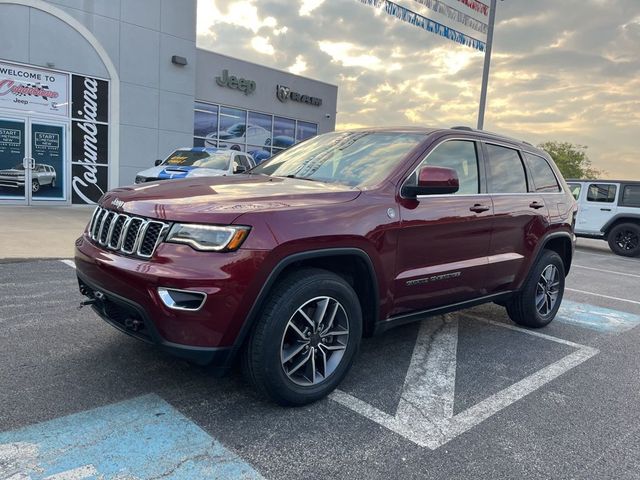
[197, 0, 640, 179]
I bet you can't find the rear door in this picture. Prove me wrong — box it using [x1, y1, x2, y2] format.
[483, 143, 549, 293]
[578, 183, 619, 234]
[393, 139, 494, 316]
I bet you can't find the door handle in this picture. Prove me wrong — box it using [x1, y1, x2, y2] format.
[600, 208, 611, 211]
[470, 204, 491, 213]
[529, 201, 545, 209]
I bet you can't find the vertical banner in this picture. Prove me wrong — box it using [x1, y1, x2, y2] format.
[71, 74, 109, 204]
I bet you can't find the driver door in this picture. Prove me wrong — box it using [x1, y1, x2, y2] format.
[392, 139, 494, 317]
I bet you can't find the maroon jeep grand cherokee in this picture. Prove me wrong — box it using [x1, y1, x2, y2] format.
[75, 127, 577, 405]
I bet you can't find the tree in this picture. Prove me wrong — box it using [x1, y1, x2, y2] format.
[538, 141, 602, 179]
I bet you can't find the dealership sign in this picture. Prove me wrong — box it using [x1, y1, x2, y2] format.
[215, 69, 256, 95]
[71, 74, 109, 204]
[0, 61, 69, 116]
[276, 85, 322, 107]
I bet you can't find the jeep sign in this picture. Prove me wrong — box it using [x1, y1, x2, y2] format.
[215, 69, 256, 95]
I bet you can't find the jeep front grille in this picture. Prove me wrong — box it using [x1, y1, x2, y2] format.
[88, 207, 169, 258]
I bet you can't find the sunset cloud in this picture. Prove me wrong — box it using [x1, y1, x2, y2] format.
[197, 0, 640, 178]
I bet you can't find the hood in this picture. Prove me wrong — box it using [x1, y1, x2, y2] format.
[137, 165, 227, 180]
[101, 174, 361, 224]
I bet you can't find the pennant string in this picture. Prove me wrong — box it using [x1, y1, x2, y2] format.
[412, 0, 488, 35]
[357, 0, 486, 52]
[455, 0, 490, 17]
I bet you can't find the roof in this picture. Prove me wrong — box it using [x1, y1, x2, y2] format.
[341, 126, 545, 153]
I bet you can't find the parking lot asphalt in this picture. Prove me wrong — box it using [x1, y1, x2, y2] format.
[1, 244, 639, 479]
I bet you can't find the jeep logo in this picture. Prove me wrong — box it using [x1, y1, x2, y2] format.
[215, 69, 256, 95]
[111, 198, 125, 209]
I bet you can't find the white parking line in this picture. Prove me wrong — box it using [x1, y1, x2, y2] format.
[331, 314, 598, 449]
[572, 264, 640, 279]
[566, 288, 640, 306]
[575, 250, 640, 263]
[59, 259, 76, 269]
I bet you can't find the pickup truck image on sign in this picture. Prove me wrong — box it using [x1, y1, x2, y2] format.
[75, 127, 577, 405]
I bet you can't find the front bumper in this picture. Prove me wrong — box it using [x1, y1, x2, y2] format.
[75, 234, 270, 366]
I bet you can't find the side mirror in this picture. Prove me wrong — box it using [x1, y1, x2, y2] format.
[234, 165, 247, 174]
[154, 159, 162, 166]
[404, 166, 459, 197]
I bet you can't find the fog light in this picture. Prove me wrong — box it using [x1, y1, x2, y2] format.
[157, 288, 206, 311]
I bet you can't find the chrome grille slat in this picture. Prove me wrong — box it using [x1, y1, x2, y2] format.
[87, 206, 168, 259]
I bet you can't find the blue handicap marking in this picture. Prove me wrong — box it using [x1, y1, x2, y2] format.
[557, 300, 640, 332]
[0, 394, 263, 479]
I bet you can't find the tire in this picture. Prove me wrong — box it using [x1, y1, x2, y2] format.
[50, 178, 56, 188]
[32, 180, 40, 193]
[607, 223, 640, 257]
[506, 250, 565, 328]
[243, 268, 362, 406]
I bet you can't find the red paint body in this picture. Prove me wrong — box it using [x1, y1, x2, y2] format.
[75, 128, 577, 366]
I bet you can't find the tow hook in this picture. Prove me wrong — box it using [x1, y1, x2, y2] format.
[78, 298, 97, 309]
[78, 291, 105, 309]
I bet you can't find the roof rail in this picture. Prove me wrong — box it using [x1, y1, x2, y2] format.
[451, 126, 474, 131]
[522, 140, 533, 146]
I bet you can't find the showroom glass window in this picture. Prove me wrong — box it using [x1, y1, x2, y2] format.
[193, 102, 317, 163]
[406, 140, 480, 194]
[485, 144, 529, 193]
[523, 153, 560, 192]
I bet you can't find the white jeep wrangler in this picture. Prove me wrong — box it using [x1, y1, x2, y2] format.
[567, 179, 640, 257]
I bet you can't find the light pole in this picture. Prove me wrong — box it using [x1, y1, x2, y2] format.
[477, 0, 498, 130]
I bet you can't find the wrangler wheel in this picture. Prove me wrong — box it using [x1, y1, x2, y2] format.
[608, 223, 640, 257]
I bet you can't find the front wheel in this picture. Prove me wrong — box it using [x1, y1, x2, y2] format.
[607, 223, 640, 257]
[506, 250, 565, 328]
[32, 180, 40, 193]
[243, 268, 362, 406]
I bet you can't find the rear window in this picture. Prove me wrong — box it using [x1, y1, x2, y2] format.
[587, 183, 617, 203]
[621, 185, 640, 207]
[485, 144, 528, 194]
[523, 153, 560, 192]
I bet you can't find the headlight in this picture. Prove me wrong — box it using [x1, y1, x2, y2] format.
[166, 224, 250, 251]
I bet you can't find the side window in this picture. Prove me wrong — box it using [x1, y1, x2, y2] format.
[587, 184, 616, 203]
[485, 144, 528, 194]
[567, 183, 582, 201]
[621, 185, 640, 207]
[406, 140, 479, 194]
[523, 153, 560, 192]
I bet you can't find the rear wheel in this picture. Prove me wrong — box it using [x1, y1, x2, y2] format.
[243, 268, 362, 406]
[607, 223, 640, 257]
[506, 250, 565, 328]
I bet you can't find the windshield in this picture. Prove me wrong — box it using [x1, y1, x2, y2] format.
[11, 164, 25, 170]
[249, 131, 426, 187]
[162, 150, 229, 170]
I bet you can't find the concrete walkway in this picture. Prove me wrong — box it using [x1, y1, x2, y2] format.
[0, 205, 93, 259]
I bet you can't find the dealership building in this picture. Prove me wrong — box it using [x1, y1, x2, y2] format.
[0, 0, 338, 205]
